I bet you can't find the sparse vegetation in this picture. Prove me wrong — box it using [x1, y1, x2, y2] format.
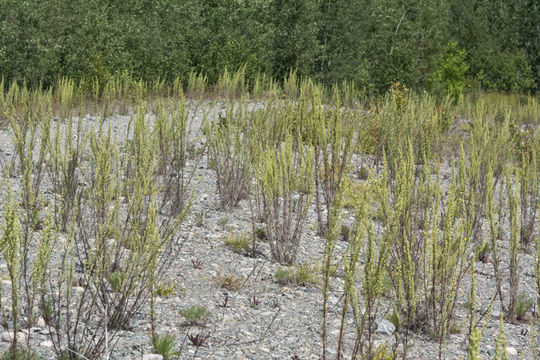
[0, 68, 538, 359]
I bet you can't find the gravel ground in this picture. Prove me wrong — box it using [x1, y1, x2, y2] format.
[0, 101, 537, 359]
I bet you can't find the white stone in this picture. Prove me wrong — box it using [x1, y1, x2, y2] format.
[143, 355, 164, 360]
[37, 317, 46, 328]
[505, 347, 517, 356]
[40, 340, 53, 348]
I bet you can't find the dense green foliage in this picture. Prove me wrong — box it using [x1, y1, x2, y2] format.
[1, 0, 538, 93]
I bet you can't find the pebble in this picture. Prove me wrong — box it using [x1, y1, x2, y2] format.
[505, 347, 517, 356]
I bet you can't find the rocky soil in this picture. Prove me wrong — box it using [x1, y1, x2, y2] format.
[0, 101, 537, 359]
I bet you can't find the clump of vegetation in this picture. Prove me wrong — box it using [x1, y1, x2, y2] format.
[476, 241, 491, 263]
[340, 224, 353, 242]
[274, 268, 295, 285]
[255, 226, 267, 241]
[274, 263, 320, 287]
[107, 271, 126, 293]
[181, 306, 211, 326]
[211, 272, 244, 291]
[254, 131, 314, 264]
[195, 210, 206, 227]
[218, 218, 229, 228]
[223, 232, 251, 255]
[155, 281, 177, 297]
[152, 333, 180, 360]
[514, 293, 534, 321]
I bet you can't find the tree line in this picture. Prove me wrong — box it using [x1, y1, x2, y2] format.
[0, 0, 538, 93]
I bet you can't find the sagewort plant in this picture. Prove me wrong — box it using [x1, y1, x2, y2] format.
[305, 84, 358, 235]
[254, 131, 314, 264]
[42, 109, 186, 359]
[1, 195, 22, 350]
[153, 98, 200, 216]
[7, 87, 55, 347]
[205, 100, 250, 210]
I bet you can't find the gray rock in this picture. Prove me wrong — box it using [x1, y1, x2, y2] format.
[375, 319, 396, 336]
